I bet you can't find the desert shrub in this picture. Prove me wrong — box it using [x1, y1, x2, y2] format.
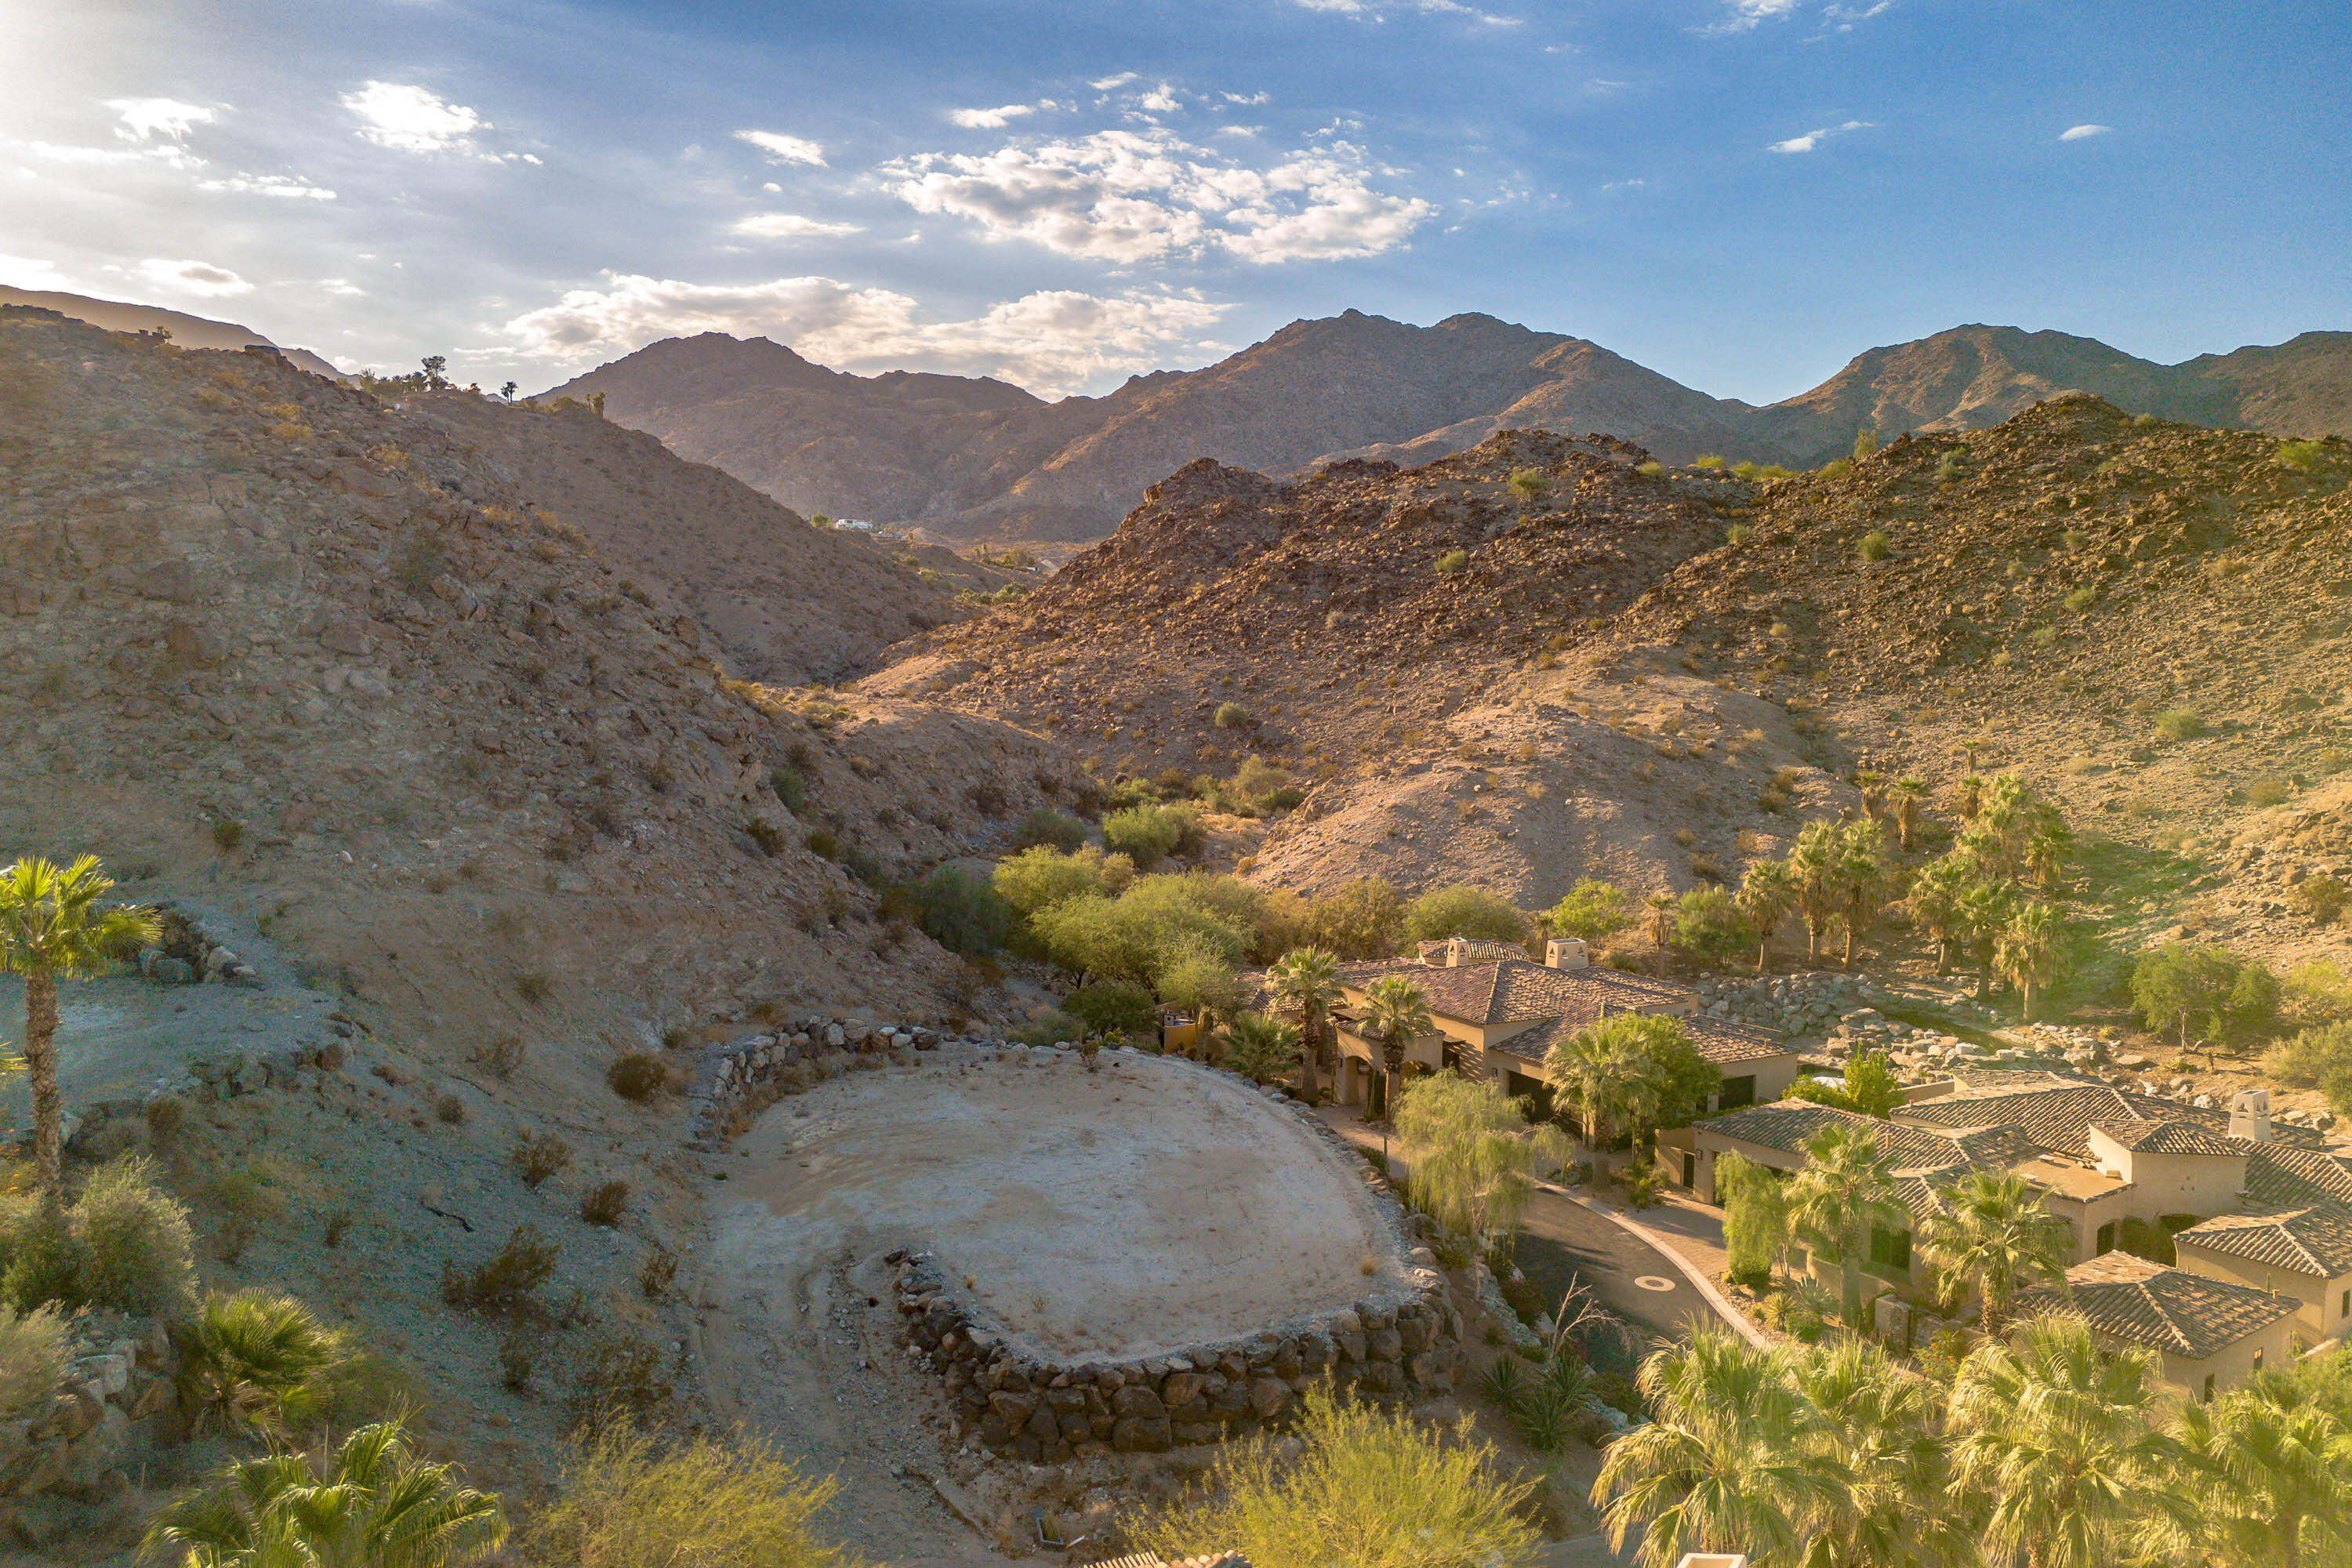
[2154, 709, 2204, 742]
[212, 819, 245, 852]
[2029, 625, 2059, 646]
[73, 1157, 198, 1316]
[1400, 885, 1525, 946]
[443, 1225, 558, 1318]
[993, 844, 1134, 916]
[2247, 778, 2292, 808]
[2064, 586, 2096, 612]
[568, 1334, 673, 1428]
[502, 1335, 534, 1392]
[1693, 453, 1726, 470]
[905, 866, 1014, 956]
[608, 1052, 667, 1102]
[435, 1091, 467, 1123]
[143, 1095, 186, 1149]
[804, 829, 839, 860]
[768, 767, 806, 812]
[1635, 459, 1664, 477]
[2278, 438, 2332, 474]
[171, 1289, 348, 1436]
[1817, 458, 1851, 481]
[1857, 530, 1891, 561]
[515, 971, 552, 1004]
[1101, 803, 1180, 867]
[638, 1247, 679, 1299]
[742, 817, 786, 856]
[2294, 876, 2347, 925]
[1014, 807, 1087, 851]
[1065, 979, 1158, 1040]
[0, 1305, 65, 1421]
[511, 1132, 572, 1188]
[474, 1032, 526, 1079]
[580, 1181, 630, 1228]
[1543, 878, 1634, 942]
[1156, 945, 1241, 1019]
[1671, 885, 1748, 966]
[528, 1418, 846, 1568]
[1307, 876, 1405, 960]
[1011, 1008, 1089, 1048]
[1213, 701, 1250, 731]
[1129, 1390, 1537, 1568]
[1434, 549, 1470, 575]
[2270, 1023, 2352, 1112]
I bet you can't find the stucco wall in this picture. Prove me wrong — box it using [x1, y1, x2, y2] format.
[2151, 1312, 2299, 1401]
[2175, 1240, 2352, 1341]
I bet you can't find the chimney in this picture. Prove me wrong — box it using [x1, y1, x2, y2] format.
[1444, 936, 1468, 968]
[2229, 1088, 2270, 1143]
[1546, 938, 1589, 970]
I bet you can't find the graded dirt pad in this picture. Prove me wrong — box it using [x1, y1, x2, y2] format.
[713, 1048, 1402, 1363]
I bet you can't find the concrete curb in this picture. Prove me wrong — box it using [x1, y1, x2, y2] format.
[1538, 1182, 1769, 1349]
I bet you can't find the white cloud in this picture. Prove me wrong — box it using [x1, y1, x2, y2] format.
[0, 253, 74, 291]
[1138, 82, 1181, 112]
[1089, 72, 1139, 90]
[1222, 92, 1272, 106]
[2060, 123, 2112, 141]
[1703, 0, 1801, 33]
[735, 128, 827, 166]
[952, 104, 1035, 129]
[342, 82, 489, 154]
[107, 98, 216, 143]
[132, 257, 252, 297]
[1294, 0, 1520, 22]
[1766, 119, 1872, 153]
[500, 273, 1230, 397]
[886, 128, 1433, 265]
[198, 172, 336, 200]
[732, 212, 864, 238]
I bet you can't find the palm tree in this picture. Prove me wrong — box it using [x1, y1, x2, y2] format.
[1643, 890, 1677, 978]
[2178, 1371, 2352, 1568]
[1358, 975, 1431, 1123]
[1856, 770, 1887, 826]
[1788, 822, 1846, 966]
[1218, 1011, 1300, 1085]
[2027, 817, 2074, 892]
[145, 1420, 506, 1568]
[1780, 1338, 1969, 1568]
[1837, 820, 1891, 967]
[1268, 946, 1341, 1104]
[1905, 855, 1973, 975]
[172, 1290, 350, 1436]
[1734, 858, 1797, 975]
[1957, 879, 2017, 999]
[1947, 1313, 2192, 1568]
[1592, 1330, 1842, 1568]
[1892, 779, 1928, 852]
[1788, 1123, 1903, 1330]
[0, 855, 158, 1197]
[1995, 899, 2067, 1022]
[1915, 1170, 2074, 1338]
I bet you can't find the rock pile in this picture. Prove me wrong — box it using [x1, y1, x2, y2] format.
[1, 1312, 177, 1546]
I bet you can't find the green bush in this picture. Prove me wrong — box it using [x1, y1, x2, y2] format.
[1543, 878, 1633, 942]
[1692, 453, 1726, 470]
[2063, 587, 2096, 612]
[1635, 459, 1664, 477]
[1400, 885, 1525, 946]
[0, 1305, 64, 1421]
[1817, 458, 1852, 481]
[2294, 876, 2347, 925]
[1213, 702, 1250, 730]
[1102, 803, 1186, 869]
[441, 1225, 558, 1319]
[1724, 522, 1753, 546]
[2278, 438, 2332, 474]
[1857, 530, 1891, 561]
[768, 767, 806, 812]
[906, 866, 1014, 955]
[993, 844, 1133, 915]
[2269, 1023, 2352, 1113]
[1305, 877, 1405, 960]
[2154, 709, 2204, 742]
[1014, 807, 1087, 851]
[607, 1052, 667, 1102]
[1065, 979, 1158, 1040]
[1671, 885, 1748, 966]
[1434, 549, 1470, 575]
[528, 1419, 843, 1568]
[1012, 1009, 1089, 1048]
[0, 1156, 195, 1317]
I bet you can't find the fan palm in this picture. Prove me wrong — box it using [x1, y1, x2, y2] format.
[1915, 1169, 2073, 1337]
[1836, 820, 1890, 967]
[1592, 1329, 1842, 1568]
[1905, 855, 1973, 975]
[1218, 1011, 1300, 1085]
[1957, 879, 2017, 999]
[1788, 822, 1846, 965]
[145, 1420, 506, 1568]
[2177, 1370, 2352, 1568]
[1779, 1337, 1968, 1568]
[0, 855, 158, 1197]
[1787, 1123, 1903, 1330]
[1946, 1313, 2192, 1568]
[1891, 779, 1927, 852]
[1268, 946, 1341, 1102]
[1995, 899, 2068, 1022]
[1358, 975, 1431, 1122]
[172, 1289, 350, 1436]
[1734, 858, 1797, 974]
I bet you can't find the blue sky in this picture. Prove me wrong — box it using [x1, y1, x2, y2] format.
[5, 0, 2343, 399]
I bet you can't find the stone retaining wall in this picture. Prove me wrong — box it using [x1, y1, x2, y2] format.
[2, 1312, 176, 1538]
[684, 1014, 964, 1149]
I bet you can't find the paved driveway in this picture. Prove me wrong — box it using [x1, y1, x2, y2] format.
[1515, 1189, 1723, 1358]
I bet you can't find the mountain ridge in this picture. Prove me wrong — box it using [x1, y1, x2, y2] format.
[0, 284, 350, 383]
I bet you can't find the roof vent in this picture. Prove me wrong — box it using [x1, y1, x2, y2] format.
[2229, 1088, 2270, 1144]
[1546, 938, 1589, 970]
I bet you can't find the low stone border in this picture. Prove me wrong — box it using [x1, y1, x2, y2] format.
[684, 1014, 953, 1149]
[3, 1312, 176, 1536]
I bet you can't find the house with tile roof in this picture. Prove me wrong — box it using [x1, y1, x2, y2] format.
[2173, 1205, 2352, 1341]
[1323, 936, 1802, 1118]
[2017, 1252, 2300, 1402]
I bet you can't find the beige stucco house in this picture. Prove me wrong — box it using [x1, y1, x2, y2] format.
[2173, 1205, 2352, 1343]
[2018, 1251, 2300, 1402]
[1325, 936, 1801, 1120]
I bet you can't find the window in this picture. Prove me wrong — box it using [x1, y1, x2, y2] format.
[2202, 1374, 2216, 1404]
[1682, 1151, 1697, 1188]
[1868, 1226, 1912, 1273]
[2342, 1288, 2349, 1319]
[2254, 1348, 2265, 1374]
[2096, 1222, 2117, 1256]
[1719, 1074, 1757, 1109]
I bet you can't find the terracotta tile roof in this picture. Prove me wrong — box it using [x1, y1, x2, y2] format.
[2245, 1145, 2352, 1209]
[1899, 1083, 2325, 1157]
[1702, 1102, 2026, 1174]
[1335, 960, 1504, 1024]
[2174, 1206, 2352, 1277]
[2096, 1116, 2249, 1156]
[2020, 1253, 2298, 1359]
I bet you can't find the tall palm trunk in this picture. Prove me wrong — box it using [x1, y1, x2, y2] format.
[1839, 1218, 1866, 1328]
[1935, 937, 1952, 975]
[1755, 934, 1772, 975]
[1298, 1003, 1322, 1102]
[2020, 978, 2038, 1022]
[24, 966, 61, 1203]
[1842, 921, 1858, 967]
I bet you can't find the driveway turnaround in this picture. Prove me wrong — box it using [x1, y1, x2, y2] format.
[1515, 1187, 1726, 1347]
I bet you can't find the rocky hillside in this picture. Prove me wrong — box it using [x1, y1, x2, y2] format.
[0, 284, 348, 381]
[401, 387, 977, 685]
[555, 313, 2352, 549]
